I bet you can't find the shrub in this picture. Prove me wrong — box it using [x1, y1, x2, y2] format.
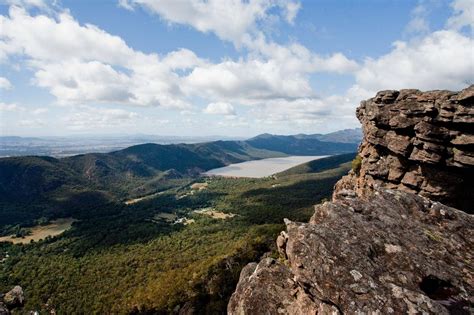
[351, 155, 362, 175]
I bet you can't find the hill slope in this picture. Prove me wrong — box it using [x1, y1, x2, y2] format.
[0, 134, 358, 229]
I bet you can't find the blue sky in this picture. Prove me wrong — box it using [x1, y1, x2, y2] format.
[0, 0, 472, 137]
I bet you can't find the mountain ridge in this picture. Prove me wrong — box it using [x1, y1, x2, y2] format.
[0, 133, 359, 229]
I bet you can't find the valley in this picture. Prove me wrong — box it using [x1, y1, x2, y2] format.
[0, 135, 357, 313]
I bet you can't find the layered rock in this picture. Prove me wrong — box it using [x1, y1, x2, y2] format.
[228, 86, 474, 314]
[338, 85, 474, 212]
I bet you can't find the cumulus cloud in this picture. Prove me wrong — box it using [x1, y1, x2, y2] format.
[447, 0, 474, 29]
[203, 102, 236, 115]
[2, 0, 472, 135]
[120, 0, 301, 45]
[356, 30, 474, 91]
[0, 3, 359, 115]
[0, 76, 12, 89]
[0, 6, 192, 108]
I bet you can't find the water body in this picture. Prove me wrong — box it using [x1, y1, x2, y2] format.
[204, 156, 329, 178]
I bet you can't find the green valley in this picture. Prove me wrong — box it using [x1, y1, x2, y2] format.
[0, 150, 355, 314]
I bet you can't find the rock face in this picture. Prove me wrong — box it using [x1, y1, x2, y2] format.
[228, 86, 474, 315]
[339, 85, 474, 212]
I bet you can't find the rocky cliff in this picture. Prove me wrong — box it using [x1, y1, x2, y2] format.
[228, 86, 474, 314]
[337, 85, 474, 212]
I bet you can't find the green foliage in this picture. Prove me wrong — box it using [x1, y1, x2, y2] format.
[352, 154, 362, 174]
[0, 158, 352, 313]
[0, 149, 355, 313]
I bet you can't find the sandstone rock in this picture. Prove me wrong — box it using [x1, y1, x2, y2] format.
[228, 190, 474, 314]
[385, 131, 412, 156]
[453, 148, 474, 166]
[451, 134, 474, 146]
[276, 231, 288, 259]
[229, 86, 474, 315]
[351, 85, 474, 212]
[414, 121, 450, 143]
[401, 169, 423, 188]
[228, 258, 321, 315]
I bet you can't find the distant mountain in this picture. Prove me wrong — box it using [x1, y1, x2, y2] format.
[246, 133, 359, 155]
[252, 128, 362, 144]
[314, 128, 362, 143]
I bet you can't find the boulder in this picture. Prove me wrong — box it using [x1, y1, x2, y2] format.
[3, 286, 24, 308]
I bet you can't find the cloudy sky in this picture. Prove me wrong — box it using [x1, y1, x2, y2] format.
[0, 0, 473, 137]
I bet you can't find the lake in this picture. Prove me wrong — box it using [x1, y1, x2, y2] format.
[204, 155, 329, 178]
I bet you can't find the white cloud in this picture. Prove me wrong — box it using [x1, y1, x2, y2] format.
[0, 3, 358, 117]
[0, 76, 12, 89]
[405, 3, 430, 35]
[203, 102, 236, 115]
[34, 60, 134, 105]
[19, 118, 45, 126]
[63, 106, 139, 130]
[2, 0, 472, 135]
[217, 115, 248, 127]
[447, 0, 474, 29]
[0, 102, 23, 111]
[3, 0, 49, 9]
[356, 30, 474, 91]
[282, 1, 300, 24]
[120, 0, 301, 45]
[0, 6, 193, 108]
[161, 48, 203, 70]
[248, 36, 359, 74]
[31, 107, 48, 115]
[185, 59, 313, 102]
[0, 6, 137, 65]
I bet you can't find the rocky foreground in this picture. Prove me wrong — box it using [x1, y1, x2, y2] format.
[0, 286, 24, 315]
[228, 86, 474, 314]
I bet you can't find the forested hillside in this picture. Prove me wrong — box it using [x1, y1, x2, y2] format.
[0, 155, 353, 313]
[0, 136, 358, 231]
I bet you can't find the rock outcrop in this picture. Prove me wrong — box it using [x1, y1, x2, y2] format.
[228, 86, 474, 314]
[0, 286, 24, 315]
[337, 85, 474, 212]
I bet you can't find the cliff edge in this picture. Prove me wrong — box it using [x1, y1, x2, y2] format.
[228, 86, 474, 314]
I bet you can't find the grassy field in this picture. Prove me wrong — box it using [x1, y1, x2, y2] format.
[0, 218, 76, 244]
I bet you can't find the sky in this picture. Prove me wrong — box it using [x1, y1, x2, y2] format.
[0, 0, 473, 137]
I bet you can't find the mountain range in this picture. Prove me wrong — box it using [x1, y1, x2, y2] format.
[0, 131, 360, 229]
